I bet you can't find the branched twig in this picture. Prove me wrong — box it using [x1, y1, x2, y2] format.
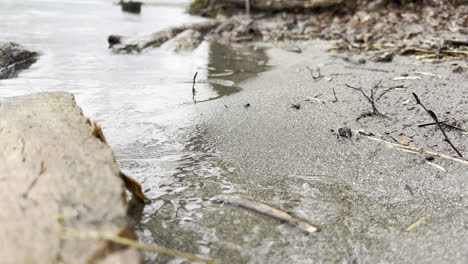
[412, 93, 463, 158]
[345, 82, 383, 116]
[192, 72, 198, 104]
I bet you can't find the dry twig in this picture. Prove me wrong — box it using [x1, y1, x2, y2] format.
[345, 81, 386, 118]
[62, 227, 216, 264]
[216, 194, 318, 234]
[405, 216, 427, 232]
[192, 72, 198, 104]
[331, 88, 338, 103]
[356, 130, 468, 166]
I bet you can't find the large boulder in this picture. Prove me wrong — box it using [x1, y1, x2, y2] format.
[0, 92, 141, 264]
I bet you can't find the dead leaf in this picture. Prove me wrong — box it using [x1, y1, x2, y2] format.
[120, 172, 149, 202]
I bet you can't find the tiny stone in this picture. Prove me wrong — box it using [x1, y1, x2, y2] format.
[425, 155, 435, 161]
[338, 127, 352, 139]
[452, 66, 465, 73]
[372, 52, 394, 63]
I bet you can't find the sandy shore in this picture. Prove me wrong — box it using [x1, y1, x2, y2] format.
[190, 39, 468, 263]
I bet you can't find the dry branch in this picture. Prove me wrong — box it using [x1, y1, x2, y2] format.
[216, 194, 319, 234]
[345, 81, 386, 117]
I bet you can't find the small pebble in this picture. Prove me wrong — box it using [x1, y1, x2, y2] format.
[425, 155, 435, 161]
[452, 66, 465, 73]
[372, 52, 394, 63]
[338, 127, 352, 139]
[291, 103, 301, 110]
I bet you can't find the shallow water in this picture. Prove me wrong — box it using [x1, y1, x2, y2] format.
[2, 2, 467, 264]
[0, 1, 270, 262]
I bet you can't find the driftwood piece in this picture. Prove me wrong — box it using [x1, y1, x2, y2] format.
[218, 0, 344, 10]
[0, 41, 39, 79]
[108, 20, 221, 53]
[0, 92, 141, 263]
[216, 194, 319, 234]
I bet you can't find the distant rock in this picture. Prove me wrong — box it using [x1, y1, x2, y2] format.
[160, 29, 203, 52]
[0, 41, 39, 79]
[120, 1, 142, 14]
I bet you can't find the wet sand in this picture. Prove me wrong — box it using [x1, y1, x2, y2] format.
[188, 40, 468, 263]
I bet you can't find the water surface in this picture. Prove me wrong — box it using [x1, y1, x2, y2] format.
[0, 1, 270, 262]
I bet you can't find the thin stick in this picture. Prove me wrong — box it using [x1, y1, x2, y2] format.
[405, 184, 414, 196]
[192, 72, 198, 104]
[377, 84, 405, 101]
[356, 131, 468, 165]
[332, 88, 338, 103]
[425, 161, 447, 172]
[216, 194, 318, 234]
[62, 228, 216, 264]
[412, 93, 463, 158]
[411, 48, 468, 56]
[245, 0, 250, 17]
[343, 66, 390, 73]
[418, 121, 466, 132]
[405, 216, 427, 232]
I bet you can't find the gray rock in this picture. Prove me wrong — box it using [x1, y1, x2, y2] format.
[0, 92, 141, 264]
[371, 51, 394, 63]
[0, 41, 39, 79]
[338, 127, 352, 139]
